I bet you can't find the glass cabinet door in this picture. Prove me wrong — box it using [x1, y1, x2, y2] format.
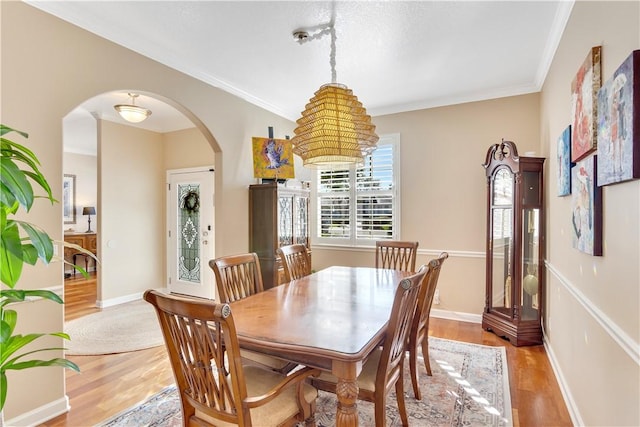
[278, 194, 294, 246]
[295, 195, 309, 245]
[521, 208, 540, 320]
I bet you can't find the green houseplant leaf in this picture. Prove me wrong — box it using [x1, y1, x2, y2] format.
[0, 125, 85, 413]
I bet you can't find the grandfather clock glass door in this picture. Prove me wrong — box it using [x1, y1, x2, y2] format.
[167, 169, 215, 300]
[491, 168, 514, 317]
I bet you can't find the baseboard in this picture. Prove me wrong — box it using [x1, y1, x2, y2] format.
[5, 395, 69, 426]
[543, 337, 584, 426]
[97, 292, 142, 308]
[431, 308, 482, 324]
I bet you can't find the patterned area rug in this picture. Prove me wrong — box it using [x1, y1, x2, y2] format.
[98, 337, 512, 427]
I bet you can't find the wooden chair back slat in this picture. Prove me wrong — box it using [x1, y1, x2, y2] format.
[375, 240, 419, 272]
[209, 253, 264, 303]
[277, 244, 311, 282]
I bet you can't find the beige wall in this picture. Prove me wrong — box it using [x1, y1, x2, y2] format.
[98, 121, 165, 303]
[163, 127, 215, 170]
[539, 1, 639, 425]
[313, 93, 541, 317]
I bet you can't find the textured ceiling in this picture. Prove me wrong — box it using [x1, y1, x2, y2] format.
[27, 0, 573, 153]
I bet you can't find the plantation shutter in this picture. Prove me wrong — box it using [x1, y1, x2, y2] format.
[318, 169, 351, 238]
[315, 135, 399, 245]
[356, 144, 394, 240]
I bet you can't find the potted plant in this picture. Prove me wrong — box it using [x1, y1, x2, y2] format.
[0, 124, 91, 422]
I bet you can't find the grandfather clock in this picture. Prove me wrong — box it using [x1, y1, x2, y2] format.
[482, 140, 545, 346]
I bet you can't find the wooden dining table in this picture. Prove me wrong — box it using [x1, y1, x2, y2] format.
[229, 265, 412, 427]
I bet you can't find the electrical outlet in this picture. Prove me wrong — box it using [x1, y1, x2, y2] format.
[434, 289, 440, 305]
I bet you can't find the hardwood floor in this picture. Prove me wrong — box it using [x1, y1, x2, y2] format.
[41, 275, 572, 426]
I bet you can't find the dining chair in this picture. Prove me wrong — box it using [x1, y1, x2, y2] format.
[375, 240, 419, 272]
[209, 253, 298, 375]
[210, 253, 264, 303]
[310, 264, 430, 427]
[276, 244, 312, 282]
[144, 290, 320, 427]
[407, 252, 448, 400]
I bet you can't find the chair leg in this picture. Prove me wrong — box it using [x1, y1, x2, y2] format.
[395, 374, 409, 427]
[303, 414, 316, 427]
[409, 341, 422, 400]
[422, 337, 432, 376]
[374, 388, 388, 427]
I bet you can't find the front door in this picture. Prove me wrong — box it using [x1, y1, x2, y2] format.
[167, 167, 215, 299]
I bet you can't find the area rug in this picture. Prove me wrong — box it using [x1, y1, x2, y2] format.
[64, 299, 163, 355]
[98, 337, 512, 426]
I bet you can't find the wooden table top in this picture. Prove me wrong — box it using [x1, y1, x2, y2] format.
[230, 266, 412, 369]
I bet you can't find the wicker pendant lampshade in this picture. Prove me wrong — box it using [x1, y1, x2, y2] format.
[290, 22, 379, 169]
[292, 83, 379, 168]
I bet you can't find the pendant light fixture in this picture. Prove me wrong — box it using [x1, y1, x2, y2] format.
[291, 21, 379, 169]
[114, 93, 152, 123]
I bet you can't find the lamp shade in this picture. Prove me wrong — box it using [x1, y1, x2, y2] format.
[114, 93, 152, 123]
[291, 83, 379, 169]
[82, 206, 96, 215]
[114, 104, 151, 123]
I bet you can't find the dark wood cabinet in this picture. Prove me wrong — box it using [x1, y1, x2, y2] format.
[249, 183, 310, 289]
[482, 140, 545, 346]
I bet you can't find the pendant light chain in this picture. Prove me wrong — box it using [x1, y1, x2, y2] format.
[330, 25, 337, 84]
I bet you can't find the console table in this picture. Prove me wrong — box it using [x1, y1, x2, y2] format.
[64, 232, 97, 276]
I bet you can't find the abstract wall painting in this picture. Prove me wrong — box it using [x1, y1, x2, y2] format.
[596, 50, 640, 186]
[571, 154, 603, 256]
[557, 125, 573, 196]
[252, 132, 294, 180]
[571, 46, 602, 162]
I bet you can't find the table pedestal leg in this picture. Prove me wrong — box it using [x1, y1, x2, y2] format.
[335, 377, 359, 427]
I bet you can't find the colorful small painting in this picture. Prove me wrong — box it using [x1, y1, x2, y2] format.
[557, 125, 573, 196]
[571, 155, 603, 256]
[571, 46, 602, 162]
[597, 50, 640, 186]
[252, 136, 294, 179]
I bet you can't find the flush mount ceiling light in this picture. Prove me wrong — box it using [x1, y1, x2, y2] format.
[114, 93, 152, 123]
[290, 21, 379, 169]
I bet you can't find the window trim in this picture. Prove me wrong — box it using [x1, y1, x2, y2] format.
[311, 133, 401, 247]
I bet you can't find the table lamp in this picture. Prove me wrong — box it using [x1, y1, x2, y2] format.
[83, 206, 96, 233]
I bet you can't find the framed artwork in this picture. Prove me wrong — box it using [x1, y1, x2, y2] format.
[252, 136, 294, 180]
[63, 174, 76, 224]
[571, 155, 603, 256]
[557, 125, 573, 196]
[571, 46, 602, 162]
[597, 49, 640, 186]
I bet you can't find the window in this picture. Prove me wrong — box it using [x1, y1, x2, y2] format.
[315, 134, 399, 246]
